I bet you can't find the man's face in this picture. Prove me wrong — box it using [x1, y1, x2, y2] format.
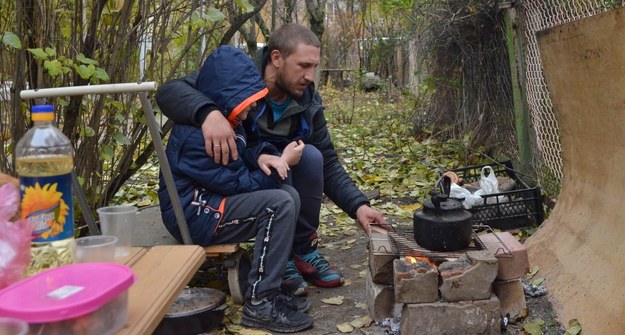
[275, 44, 320, 98]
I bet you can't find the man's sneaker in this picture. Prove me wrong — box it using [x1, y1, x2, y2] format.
[282, 260, 309, 296]
[280, 284, 312, 312]
[294, 249, 344, 288]
[241, 293, 314, 333]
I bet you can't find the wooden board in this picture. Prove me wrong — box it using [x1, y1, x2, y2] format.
[204, 243, 238, 257]
[117, 245, 205, 335]
[525, 7, 625, 334]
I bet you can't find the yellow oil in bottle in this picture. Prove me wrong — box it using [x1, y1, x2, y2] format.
[16, 105, 75, 276]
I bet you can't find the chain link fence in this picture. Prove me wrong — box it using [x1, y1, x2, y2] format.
[521, 0, 624, 193]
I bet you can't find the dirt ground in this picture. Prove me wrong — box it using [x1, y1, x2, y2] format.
[299, 230, 565, 335]
[202, 223, 565, 335]
[181, 187, 567, 335]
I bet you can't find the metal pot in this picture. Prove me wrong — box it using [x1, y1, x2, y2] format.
[153, 287, 226, 335]
[413, 191, 473, 251]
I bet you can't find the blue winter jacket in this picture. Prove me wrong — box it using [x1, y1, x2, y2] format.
[158, 46, 281, 246]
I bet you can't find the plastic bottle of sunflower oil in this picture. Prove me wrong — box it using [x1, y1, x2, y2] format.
[15, 104, 74, 276]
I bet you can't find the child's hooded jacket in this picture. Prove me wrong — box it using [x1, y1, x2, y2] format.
[158, 46, 281, 246]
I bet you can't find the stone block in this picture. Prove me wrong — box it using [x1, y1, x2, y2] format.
[393, 258, 439, 304]
[493, 279, 527, 318]
[400, 293, 501, 335]
[369, 233, 397, 285]
[365, 268, 401, 322]
[478, 232, 530, 280]
[439, 250, 497, 302]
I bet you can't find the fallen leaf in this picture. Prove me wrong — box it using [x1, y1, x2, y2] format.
[523, 318, 545, 335]
[358, 270, 366, 278]
[137, 198, 152, 207]
[343, 278, 352, 286]
[322, 295, 345, 305]
[350, 264, 362, 269]
[566, 319, 582, 335]
[350, 315, 373, 328]
[337, 322, 354, 333]
[354, 302, 367, 309]
[531, 277, 545, 286]
[527, 266, 540, 279]
[400, 202, 421, 212]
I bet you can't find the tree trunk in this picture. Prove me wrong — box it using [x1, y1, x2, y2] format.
[305, 0, 326, 42]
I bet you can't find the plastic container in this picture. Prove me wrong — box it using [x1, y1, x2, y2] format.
[0, 263, 136, 335]
[0, 317, 28, 335]
[72, 235, 118, 263]
[15, 104, 75, 275]
[441, 161, 544, 230]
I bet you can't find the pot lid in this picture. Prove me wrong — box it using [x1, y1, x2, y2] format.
[164, 287, 226, 317]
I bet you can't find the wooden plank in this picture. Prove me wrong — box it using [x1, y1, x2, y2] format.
[117, 247, 148, 267]
[204, 243, 238, 257]
[117, 245, 205, 335]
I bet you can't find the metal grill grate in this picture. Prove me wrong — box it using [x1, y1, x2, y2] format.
[386, 226, 486, 261]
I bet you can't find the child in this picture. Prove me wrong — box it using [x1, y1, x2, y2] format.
[158, 45, 312, 333]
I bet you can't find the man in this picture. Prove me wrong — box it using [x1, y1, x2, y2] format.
[156, 23, 386, 295]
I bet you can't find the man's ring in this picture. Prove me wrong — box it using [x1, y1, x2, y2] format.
[213, 144, 220, 147]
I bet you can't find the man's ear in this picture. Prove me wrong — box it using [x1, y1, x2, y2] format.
[270, 50, 282, 67]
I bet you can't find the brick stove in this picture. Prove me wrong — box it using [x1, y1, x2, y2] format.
[366, 225, 526, 335]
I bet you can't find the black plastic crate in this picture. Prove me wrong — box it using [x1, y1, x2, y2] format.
[440, 161, 544, 230]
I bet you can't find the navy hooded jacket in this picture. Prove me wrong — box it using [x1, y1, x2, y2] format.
[158, 46, 281, 246]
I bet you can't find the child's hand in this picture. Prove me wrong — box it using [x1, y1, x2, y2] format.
[281, 140, 305, 166]
[258, 154, 289, 180]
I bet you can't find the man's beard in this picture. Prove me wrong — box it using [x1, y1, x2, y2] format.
[275, 73, 303, 98]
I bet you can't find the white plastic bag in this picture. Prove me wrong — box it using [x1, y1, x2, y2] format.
[0, 183, 31, 289]
[449, 183, 472, 199]
[479, 166, 499, 194]
[450, 183, 482, 209]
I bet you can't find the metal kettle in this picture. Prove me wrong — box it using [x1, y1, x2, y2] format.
[412, 177, 473, 251]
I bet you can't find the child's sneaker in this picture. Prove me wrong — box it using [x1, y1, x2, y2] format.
[282, 260, 309, 296]
[281, 284, 312, 312]
[241, 293, 314, 333]
[294, 249, 344, 288]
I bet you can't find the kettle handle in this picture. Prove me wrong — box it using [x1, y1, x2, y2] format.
[429, 189, 448, 210]
[434, 175, 452, 196]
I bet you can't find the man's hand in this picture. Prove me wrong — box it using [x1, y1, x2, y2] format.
[201, 110, 238, 165]
[258, 154, 290, 180]
[355, 205, 387, 235]
[281, 140, 305, 166]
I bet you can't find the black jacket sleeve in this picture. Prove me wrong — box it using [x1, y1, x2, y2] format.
[155, 72, 221, 126]
[307, 92, 370, 219]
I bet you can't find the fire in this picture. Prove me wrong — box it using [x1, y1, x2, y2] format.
[405, 255, 436, 267]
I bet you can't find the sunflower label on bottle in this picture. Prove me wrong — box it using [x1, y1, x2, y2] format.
[20, 172, 73, 242]
[16, 104, 75, 275]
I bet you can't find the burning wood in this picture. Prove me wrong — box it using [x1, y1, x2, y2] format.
[396, 256, 437, 278]
[405, 255, 437, 268]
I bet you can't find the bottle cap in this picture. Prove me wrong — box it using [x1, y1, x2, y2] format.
[31, 105, 55, 121]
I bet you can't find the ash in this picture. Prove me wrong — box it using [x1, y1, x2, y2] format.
[376, 317, 401, 335]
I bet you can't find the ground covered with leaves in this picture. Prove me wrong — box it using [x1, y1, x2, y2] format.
[125, 87, 569, 334]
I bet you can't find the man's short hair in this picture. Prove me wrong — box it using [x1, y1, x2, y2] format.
[268, 23, 320, 57]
